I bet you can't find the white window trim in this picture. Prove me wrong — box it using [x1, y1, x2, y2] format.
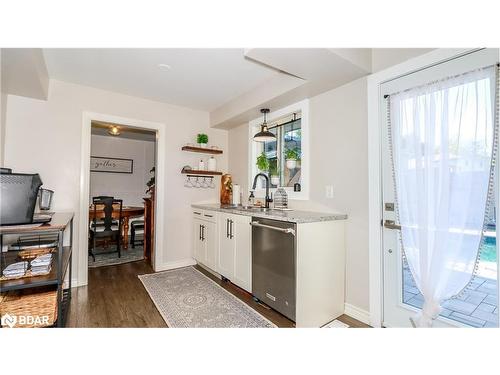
[247, 99, 310, 201]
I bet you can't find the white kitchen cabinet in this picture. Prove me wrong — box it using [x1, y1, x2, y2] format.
[231, 214, 252, 292]
[192, 210, 218, 271]
[193, 205, 347, 327]
[193, 216, 205, 262]
[217, 212, 252, 293]
[204, 220, 217, 270]
[218, 213, 234, 279]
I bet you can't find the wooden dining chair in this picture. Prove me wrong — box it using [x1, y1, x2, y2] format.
[89, 196, 123, 261]
[130, 220, 145, 248]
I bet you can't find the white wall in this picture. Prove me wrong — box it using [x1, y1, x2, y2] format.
[4, 79, 228, 284]
[228, 121, 250, 196]
[1, 93, 6, 167]
[371, 48, 434, 72]
[308, 77, 368, 311]
[0, 49, 6, 166]
[1, 48, 49, 100]
[227, 78, 369, 312]
[90, 134, 155, 206]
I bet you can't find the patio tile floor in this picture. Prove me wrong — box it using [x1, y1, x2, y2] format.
[403, 266, 498, 327]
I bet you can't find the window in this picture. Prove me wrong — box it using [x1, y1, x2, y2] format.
[249, 100, 309, 200]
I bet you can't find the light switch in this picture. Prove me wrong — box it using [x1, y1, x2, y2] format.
[325, 185, 334, 199]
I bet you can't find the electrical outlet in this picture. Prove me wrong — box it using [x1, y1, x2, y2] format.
[325, 185, 334, 199]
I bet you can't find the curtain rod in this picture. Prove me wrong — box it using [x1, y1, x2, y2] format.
[383, 62, 500, 99]
[268, 113, 301, 130]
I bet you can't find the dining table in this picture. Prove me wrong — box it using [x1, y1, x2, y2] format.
[89, 205, 145, 250]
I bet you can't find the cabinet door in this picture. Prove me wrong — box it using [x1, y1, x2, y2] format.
[232, 215, 252, 293]
[204, 220, 217, 271]
[218, 214, 234, 279]
[193, 217, 205, 263]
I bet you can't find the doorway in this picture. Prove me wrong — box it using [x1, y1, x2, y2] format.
[78, 112, 166, 287]
[381, 49, 499, 327]
[87, 121, 156, 269]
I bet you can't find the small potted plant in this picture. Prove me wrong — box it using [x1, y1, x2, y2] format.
[197, 133, 209, 148]
[146, 166, 155, 196]
[256, 152, 270, 173]
[284, 147, 300, 169]
[269, 163, 279, 186]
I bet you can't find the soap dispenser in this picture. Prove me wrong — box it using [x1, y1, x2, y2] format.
[248, 191, 255, 206]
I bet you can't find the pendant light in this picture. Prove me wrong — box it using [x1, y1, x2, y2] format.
[253, 108, 276, 142]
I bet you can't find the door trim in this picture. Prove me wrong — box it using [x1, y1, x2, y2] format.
[367, 48, 498, 327]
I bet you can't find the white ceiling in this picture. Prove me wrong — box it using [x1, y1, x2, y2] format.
[43, 48, 280, 111]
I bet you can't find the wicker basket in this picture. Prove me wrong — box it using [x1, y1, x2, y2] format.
[0, 289, 57, 328]
[18, 247, 56, 261]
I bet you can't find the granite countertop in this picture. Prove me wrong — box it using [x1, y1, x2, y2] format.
[191, 203, 347, 224]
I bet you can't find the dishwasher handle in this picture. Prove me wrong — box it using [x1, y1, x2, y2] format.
[250, 221, 295, 236]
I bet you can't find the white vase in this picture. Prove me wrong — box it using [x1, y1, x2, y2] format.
[199, 143, 207, 148]
[286, 159, 297, 169]
[271, 175, 280, 186]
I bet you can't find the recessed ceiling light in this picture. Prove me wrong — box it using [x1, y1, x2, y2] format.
[158, 63, 172, 71]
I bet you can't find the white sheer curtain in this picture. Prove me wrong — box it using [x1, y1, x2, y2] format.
[389, 66, 498, 327]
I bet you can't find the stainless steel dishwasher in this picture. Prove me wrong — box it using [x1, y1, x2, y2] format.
[251, 217, 296, 321]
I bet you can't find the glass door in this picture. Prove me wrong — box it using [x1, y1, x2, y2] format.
[381, 49, 499, 328]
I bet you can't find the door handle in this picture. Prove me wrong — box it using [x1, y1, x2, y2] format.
[383, 220, 401, 230]
[226, 218, 230, 238]
[199, 224, 202, 240]
[229, 220, 234, 239]
[201, 225, 205, 241]
[250, 221, 296, 236]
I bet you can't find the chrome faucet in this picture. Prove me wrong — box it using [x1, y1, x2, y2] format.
[252, 173, 273, 209]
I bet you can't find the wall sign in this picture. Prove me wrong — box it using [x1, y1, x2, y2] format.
[90, 156, 134, 174]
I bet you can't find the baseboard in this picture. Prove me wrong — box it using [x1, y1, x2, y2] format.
[196, 262, 222, 279]
[69, 259, 197, 287]
[155, 258, 197, 272]
[344, 303, 371, 325]
[71, 278, 87, 288]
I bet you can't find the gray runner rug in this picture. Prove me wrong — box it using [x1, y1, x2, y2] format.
[139, 266, 276, 328]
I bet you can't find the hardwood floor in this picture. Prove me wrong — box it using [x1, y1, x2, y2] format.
[67, 261, 166, 327]
[67, 260, 370, 328]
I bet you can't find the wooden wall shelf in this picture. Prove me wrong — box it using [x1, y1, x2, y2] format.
[182, 146, 223, 155]
[182, 170, 223, 176]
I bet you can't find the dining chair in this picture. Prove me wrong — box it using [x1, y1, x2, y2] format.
[89, 196, 123, 261]
[130, 220, 145, 248]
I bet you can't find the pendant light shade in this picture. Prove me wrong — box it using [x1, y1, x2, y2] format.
[253, 108, 276, 142]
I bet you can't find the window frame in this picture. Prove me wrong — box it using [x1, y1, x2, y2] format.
[248, 99, 310, 201]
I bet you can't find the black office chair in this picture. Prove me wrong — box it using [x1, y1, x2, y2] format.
[89, 196, 123, 261]
[130, 220, 145, 248]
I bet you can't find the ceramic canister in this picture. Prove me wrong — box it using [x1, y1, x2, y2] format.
[207, 156, 217, 171]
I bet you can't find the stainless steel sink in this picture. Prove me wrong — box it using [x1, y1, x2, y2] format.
[240, 206, 268, 211]
[221, 205, 291, 213]
[222, 205, 270, 212]
[239, 207, 289, 213]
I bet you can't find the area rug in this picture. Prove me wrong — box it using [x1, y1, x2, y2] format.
[88, 245, 144, 268]
[323, 319, 350, 328]
[138, 266, 276, 328]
